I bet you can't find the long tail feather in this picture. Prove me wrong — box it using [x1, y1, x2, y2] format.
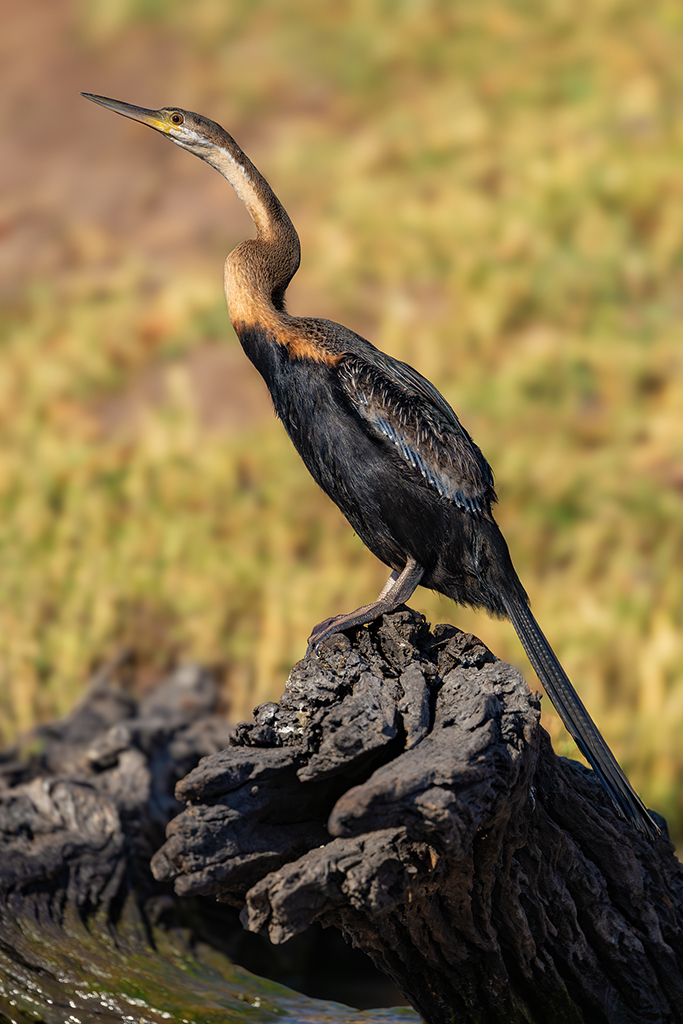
[504, 593, 660, 840]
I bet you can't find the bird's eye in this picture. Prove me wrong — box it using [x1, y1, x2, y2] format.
[170, 113, 184, 125]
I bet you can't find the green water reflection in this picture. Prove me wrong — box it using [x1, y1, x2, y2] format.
[0, 904, 419, 1024]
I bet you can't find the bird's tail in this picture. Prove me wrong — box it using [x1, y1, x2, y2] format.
[503, 592, 660, 840]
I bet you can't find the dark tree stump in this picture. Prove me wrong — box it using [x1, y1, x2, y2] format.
[152, 609, 683, 1024]
[0, 660, 233, 930]
[0, 656, 405, 1019]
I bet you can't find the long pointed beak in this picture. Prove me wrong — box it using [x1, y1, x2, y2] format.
[80, 93, 173, 135]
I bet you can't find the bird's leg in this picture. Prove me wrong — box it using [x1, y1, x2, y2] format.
[307, 557, 424, 650]
[307, 569, 399, 643]
[376, 568, 401, 600]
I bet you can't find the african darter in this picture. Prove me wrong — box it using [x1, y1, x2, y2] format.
[81, 93, 660, 839]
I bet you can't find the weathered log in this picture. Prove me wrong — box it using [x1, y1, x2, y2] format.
[0, 657, 406, 1020]
[0, 660, 231, 935]
[152, 609, 683, 1024]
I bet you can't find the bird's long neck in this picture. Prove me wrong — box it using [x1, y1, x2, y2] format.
[202, 131, 301, 326]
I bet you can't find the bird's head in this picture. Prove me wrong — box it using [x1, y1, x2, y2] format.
[81, 93, 225, 159]
[81, 91, 300, 272]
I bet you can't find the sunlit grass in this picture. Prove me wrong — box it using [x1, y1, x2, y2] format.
[2, 0, 682, 839]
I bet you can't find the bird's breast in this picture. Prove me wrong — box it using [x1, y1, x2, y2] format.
[233, 323, 470, 577]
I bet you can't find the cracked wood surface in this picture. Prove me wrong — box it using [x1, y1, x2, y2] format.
[152, 609, 683, 1024]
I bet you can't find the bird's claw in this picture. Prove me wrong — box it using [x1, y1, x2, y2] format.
[306, 615, 346, 656]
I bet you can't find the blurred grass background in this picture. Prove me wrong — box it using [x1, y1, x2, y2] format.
[1, 0, 682, 840]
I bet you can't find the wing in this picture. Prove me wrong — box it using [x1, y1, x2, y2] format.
[338, 353, 496, 514]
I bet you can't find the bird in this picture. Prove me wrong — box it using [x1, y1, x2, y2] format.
[81, 92, 660, 840]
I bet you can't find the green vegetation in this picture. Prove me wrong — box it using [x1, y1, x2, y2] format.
[2, 1, 682, 838]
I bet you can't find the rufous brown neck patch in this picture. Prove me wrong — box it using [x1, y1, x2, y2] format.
[233, 316, 343, 366]
[225, 250, 343, 365]
[283, 333, 344, 365]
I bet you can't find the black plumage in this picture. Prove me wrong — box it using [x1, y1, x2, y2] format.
[234, 315, 660, 841]
[82, 93, 661, 841]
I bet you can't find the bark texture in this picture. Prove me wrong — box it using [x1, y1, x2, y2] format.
[0, 656, 403, 1017]
[151, 609, 683, 1024]
[0, 659, 233, 932]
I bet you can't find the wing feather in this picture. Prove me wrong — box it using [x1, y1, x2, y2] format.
[338, 354, 495, 514]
